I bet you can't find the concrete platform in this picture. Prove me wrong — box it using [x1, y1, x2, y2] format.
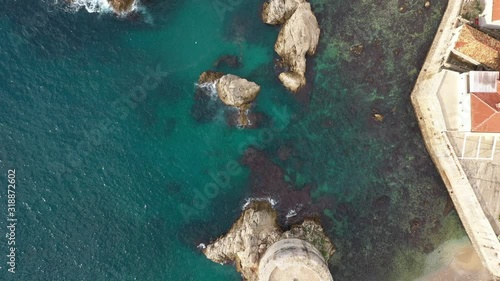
[447, 131, 500, 234]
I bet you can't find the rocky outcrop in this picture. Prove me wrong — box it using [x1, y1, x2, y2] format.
[213, 55, 242, 68]
[108, 0, 136, 14]
[203, 201, 282, 281]
[262, 0, 304, 24]
[281, 219, 335, 261]
[262, 0, 320, 93]
[198, 71, 224, 84]
[202, 201, 335, 281]
[197, 71, 260, 127]
[278, 71, 306, 93]
[216, 74, 261, 107]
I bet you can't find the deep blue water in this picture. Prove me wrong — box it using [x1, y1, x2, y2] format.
[0, 0, 467, 280]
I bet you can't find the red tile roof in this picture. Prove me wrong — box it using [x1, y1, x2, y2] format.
[494, 0, 500, 21]
[471, 92, 500, 132]
[454, 25, 500, 70]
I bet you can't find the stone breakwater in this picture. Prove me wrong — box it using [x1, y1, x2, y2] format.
[202, 201, 334, 281]
[410, 0, 500, 278]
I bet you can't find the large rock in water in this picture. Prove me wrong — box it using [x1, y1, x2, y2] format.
[202, 201, 335, 281]
[275, 2, 320, 92]
[196, 71, 260, 127]
[262, 0, 320, 93]
[216, 74, 261, 107]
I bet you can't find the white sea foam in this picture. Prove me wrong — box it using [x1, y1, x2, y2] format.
[241, 197, 277, 210]
[196, 82, 218, 100]
[65, 0, 139, 16]
[197, 243, 206, 250]
[285, 209, 297, 219]
[67, 0, 114, 14]
[285, 204, 303, 220]
[240, 107, 251, 128]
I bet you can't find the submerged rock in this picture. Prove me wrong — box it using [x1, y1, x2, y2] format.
[372, 113, 384, 122]
[263, 0, 320, 93]
[191, 85, 219, 123]
[225, 108, 268, 129]
[203, 200, 335, 281]
[213, 55, 242, 69]
[350, 44, 365, 56]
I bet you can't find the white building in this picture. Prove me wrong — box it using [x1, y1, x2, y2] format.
[479, 0, 500, 29]
[437, 70, 500, 133]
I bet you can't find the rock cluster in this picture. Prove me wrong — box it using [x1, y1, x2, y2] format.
[198, 71, 261, 127]
[202, 200, 335, 281]
[262, 0, 320, 92]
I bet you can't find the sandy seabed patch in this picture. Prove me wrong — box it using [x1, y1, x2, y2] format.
[415, 236, 491, 281]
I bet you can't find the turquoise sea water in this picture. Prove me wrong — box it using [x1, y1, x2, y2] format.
[0, 0, 467, 280]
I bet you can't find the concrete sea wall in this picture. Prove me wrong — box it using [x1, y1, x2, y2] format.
[410, 0, 500, 278]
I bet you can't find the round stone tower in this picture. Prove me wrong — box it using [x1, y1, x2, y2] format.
[258, 238, 333, 281]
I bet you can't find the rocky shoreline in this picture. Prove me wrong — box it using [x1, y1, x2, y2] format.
[202, 200, 335, 281]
